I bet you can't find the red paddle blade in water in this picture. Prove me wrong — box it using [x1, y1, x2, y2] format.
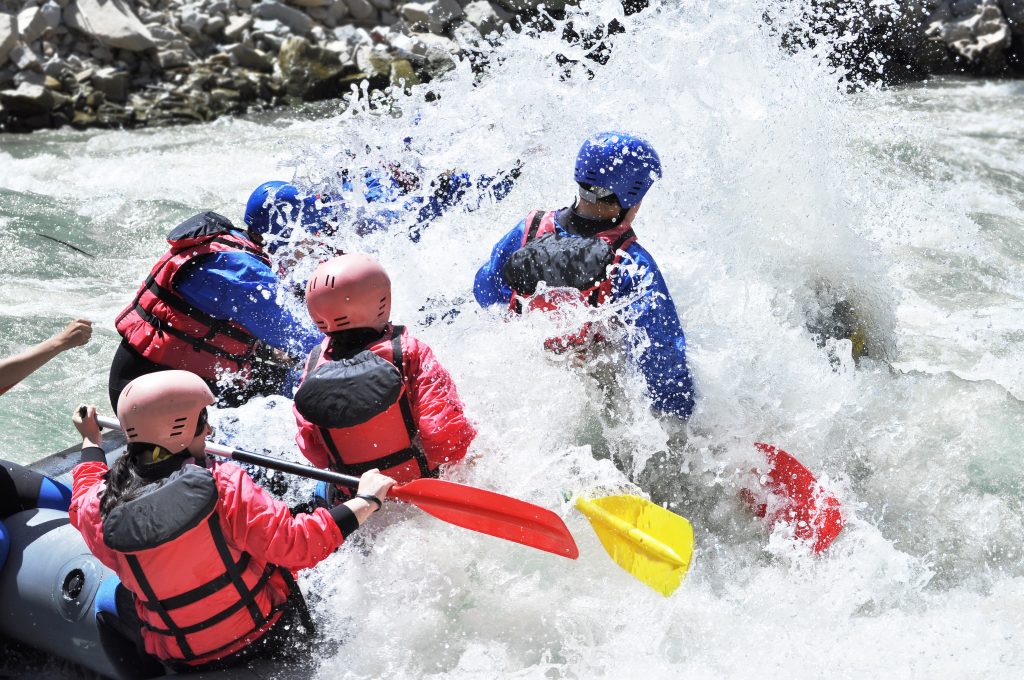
[389, 479, 579, 559]
[741, 443, 845, 554]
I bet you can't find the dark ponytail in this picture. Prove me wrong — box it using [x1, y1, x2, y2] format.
[99, 444, 185, 518]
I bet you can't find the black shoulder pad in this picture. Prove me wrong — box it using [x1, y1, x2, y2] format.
[503, 233, 615, 295]
[294, 350, 403, 429]
[167, 211, 240, 241]
[103, 466, 218, 553]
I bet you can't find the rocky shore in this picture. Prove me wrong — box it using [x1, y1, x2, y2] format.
[0, 0, 577, 132]
[783, 0, 1024, 84]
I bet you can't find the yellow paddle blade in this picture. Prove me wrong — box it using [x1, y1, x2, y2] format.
[575, 496, 694, 597]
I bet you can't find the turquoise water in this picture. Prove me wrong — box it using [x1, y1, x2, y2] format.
[2, 1, 1024, 677]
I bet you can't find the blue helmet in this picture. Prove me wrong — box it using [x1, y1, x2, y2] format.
[573, 132, 662, 209]
[243, 181, 330, 239]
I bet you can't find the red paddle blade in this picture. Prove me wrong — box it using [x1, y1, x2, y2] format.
[741, 443, 845, 554]
[389, 479, 579, 559]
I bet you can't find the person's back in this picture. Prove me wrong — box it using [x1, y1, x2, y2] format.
[292, 254, 476, 494]
[69, 371, 393, 672]
[109, 210, 319, 409]
[473, 132, 695, 421]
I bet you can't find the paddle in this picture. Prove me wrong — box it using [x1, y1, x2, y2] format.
[35, 232, 96, 258]
[574, 495, 694, 597]
[741, 443, 844, 554]
[95, 415, 578, 559]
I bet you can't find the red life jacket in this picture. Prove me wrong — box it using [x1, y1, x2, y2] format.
[507, 210, 637, 352]
[296, 325, 436, 484]
[114, 212, 269, 381]
[101, 465, 299, 666]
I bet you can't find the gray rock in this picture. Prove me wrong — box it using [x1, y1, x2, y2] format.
[235, 0, 254, 9]
[208, 1, 231, 14]
[65, 0, 156, 51]
[17, 6, 48, 45]
[13, 68, 46, 86]
[0, 81, 55, 114]
[147, 24, 185, 44]
[400, 0, 464, 34]
[54, 0, 71, 7]
[462, 0, 510, 36]
[223, 14, 252, 41]
[40, 2, 62, 30]
[178, 8, 209, 38]
[42, 55, 69, 77]
[221, 42, 272, 71]
[289, 0, 331, 6]
[10, 43, 42, 70]
[305, 6, 330, 21]
[91, 66, 128, 101]
[450, 20, 484, 50]
[253, 1, 313, 34]
[926, 0, 1011, 64]
[344, 0, 376, 20]
[332, 24, 370, 45]
[410, 32, 458, 56]
[155, 46, 195, 68]
[252, 18, 289, 36]
[205, 15, 227, 35]
[368, 0, 392, 9]
[0, 13, 16, 67]
[327, 0, 350, 21]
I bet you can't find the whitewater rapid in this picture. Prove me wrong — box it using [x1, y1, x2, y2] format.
[2, 0, 1023, 677]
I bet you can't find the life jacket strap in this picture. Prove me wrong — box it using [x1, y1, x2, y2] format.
[128, 514, 292, 662]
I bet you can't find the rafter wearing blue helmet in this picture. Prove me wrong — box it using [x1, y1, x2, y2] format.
[473, 132, 694, 420]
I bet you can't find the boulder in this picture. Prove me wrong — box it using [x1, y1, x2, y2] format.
[0, 13, 17, 67]
[65, 0, 156, 51]
[91, 65, 128, 101]
[178, 8, 210, 38]
[9, 44, 42, 71]
[344, 0, 376, 20]
[155, 45, 195, 68]
[223, 14, 252, 40]
[327, 0, 350, 21]
[289, 0, 331, 6]
[400, 0, 464, 34]
[17, 6, 51, 44]
[221, 42, 273, 71]
[253, 1, 313, 34]
[0, 81, 56, 114]
[463, 0, 511, 36]
[40, 2, 63, 31]
[205, 15, 227, 36]
[926, 0, 1011, 65]
[389, 57, 419, 88]
[277, 34, 354, 98]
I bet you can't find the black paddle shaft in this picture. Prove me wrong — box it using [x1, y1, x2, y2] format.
[226, 448, 360, 489]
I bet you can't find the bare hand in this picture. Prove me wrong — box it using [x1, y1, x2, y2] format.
[72, 403, 103, 447]
[55, 320, 92, 350]
[356, 468, 396, 504]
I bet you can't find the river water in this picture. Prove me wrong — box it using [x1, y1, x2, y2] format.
[1, 0, 1022, 677]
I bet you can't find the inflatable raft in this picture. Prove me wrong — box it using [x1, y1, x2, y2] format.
[0, 438, 311, 679]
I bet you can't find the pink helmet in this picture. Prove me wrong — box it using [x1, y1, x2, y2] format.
[305, 253, 392, 333]
[117, 370, 215, 452]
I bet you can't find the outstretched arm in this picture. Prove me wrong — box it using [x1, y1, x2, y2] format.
[0, 320, 92, 394]
[176, 252, 320, 357]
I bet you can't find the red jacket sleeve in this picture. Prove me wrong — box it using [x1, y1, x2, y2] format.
[402, 333, 476, 468]
[293, 402, 331, 470]
[212, 462, 344, 570]
[68, 461, 108, 531]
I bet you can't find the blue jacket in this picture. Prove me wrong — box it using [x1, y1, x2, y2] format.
[474, 210, 695, 419]
[176, 252, 321, 360]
